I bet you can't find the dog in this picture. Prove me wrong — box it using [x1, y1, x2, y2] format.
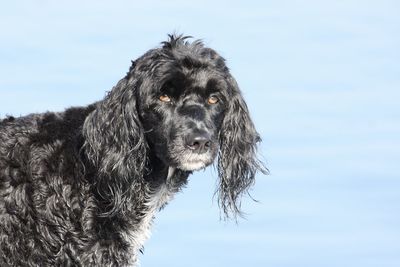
[0, 34, 266, 266]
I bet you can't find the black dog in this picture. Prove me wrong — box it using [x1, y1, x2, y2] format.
[0, 35, 266, 266]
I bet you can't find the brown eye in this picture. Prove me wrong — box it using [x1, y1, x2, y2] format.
[159, 94, 171, 102]
[207, 96, 219, 105]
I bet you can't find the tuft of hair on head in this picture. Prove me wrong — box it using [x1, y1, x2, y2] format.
[161, 33, 193, 49]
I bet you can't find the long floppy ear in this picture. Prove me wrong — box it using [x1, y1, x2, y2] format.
[83, 77, 148, 216]
[217, 75, 267, 219]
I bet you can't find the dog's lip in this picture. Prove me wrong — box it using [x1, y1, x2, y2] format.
[177, 160, 208, 171]
[186, 158, 208, 165]
[167, 149, 215, 171]
[186, 149, 215, 159]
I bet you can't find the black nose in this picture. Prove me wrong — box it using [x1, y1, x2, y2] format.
[186, 132, 212, 153]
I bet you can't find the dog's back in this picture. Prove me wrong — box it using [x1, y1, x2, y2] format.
[0, 114, 43, 264]
[0, 107, 98, 265]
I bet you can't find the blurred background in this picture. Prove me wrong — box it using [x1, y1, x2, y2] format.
[1, 1, 399, 266]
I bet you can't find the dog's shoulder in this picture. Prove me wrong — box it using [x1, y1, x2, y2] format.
[30, 104, 96, 145]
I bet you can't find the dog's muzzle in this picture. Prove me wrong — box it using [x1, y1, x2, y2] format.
[176, 131, 217, 171]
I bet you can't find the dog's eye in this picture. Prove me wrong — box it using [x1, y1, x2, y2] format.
[207, 96, 219, 105]
[159, 94, 171, 103]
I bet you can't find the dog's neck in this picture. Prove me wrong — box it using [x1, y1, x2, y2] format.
[150, 165, 188, 189]
[144, 150, 188, 186]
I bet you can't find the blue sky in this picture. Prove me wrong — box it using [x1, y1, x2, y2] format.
[1, 1, 399, 266]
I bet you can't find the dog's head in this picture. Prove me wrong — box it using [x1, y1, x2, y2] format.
[135, 41, 227, 172]
[84, 35, 266, 218]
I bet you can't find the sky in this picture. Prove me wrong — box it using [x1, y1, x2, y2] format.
[1, 1, 399, 266]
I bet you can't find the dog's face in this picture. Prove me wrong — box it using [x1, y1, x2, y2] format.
[138, 67, 228, 171]
[84, 35, 265, 218]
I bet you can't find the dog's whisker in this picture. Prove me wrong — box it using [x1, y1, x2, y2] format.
[143, 128, 154, 134]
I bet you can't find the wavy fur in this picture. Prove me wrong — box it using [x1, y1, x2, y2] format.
[0, 34, 266, 266]
[218, 75, 267, 218]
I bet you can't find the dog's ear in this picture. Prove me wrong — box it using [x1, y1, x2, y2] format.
[217, 74, 267, 219]
[83, 77, 148, 216]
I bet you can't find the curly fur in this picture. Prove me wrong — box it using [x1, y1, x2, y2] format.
[0, 34, 266, 266]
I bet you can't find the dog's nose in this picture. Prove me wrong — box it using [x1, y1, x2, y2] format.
[186, 132, 212, 153]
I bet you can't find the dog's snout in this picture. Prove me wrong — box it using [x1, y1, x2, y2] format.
[178, 104, 206, 121]
[186, 132, 212, 153]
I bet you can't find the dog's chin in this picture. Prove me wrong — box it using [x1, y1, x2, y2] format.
[178, 160, 209, 171]
[174, 151, 216, 171]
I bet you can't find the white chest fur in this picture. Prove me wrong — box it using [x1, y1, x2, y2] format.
[122, 167, 177, 265]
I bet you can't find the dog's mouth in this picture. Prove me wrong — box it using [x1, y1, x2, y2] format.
[178, 153, 213, 171]
[166, 136, 219, 171]
[178, 160, 214, 171]
[171, 148, 217, 171]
